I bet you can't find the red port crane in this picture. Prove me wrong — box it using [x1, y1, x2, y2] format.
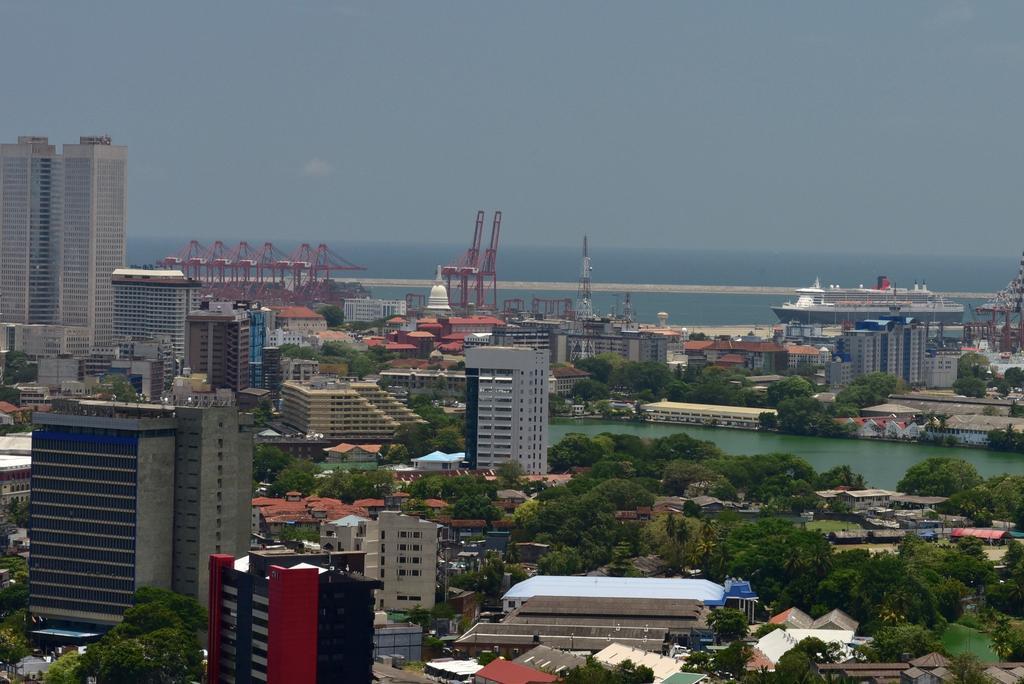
[440, 210, 502, 311]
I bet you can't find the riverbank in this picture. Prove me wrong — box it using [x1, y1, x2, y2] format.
[549, 419, 1024, 489]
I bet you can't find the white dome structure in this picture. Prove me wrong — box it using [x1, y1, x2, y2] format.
[425, 265, 452, 314]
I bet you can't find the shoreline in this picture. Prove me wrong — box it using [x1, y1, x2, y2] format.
[349, 277, 993, 300]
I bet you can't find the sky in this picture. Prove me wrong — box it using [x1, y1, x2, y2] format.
[3, 0, 1024, 256]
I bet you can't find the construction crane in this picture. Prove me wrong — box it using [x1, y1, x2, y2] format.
[159, 240, 365, 304]
[968, 251, 1024, 351]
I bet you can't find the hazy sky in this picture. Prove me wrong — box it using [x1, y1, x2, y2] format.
[3, 0, 1024, 255]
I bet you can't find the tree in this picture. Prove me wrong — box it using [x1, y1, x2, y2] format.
[953, 376, 987, 398]
[713, 641, 752, 679]
[707, 607, 749, 642]
[496, 461, 524, 489]
[662, 460, 718, 496]
[97, 374, 139, 402]
[758, 411, 779, 430]
[959, 352, 991, 380]
[0, 625, 29, 663]
[2, 352, 36, 385]
[766, 376, 814, 407]
[452, 493, 500, 522]
[860, 624, 944, 661]
[573, 378, 610, 401]
[316, 304, 345, 327]
[43, 650, 81, 684]
[548, 433, 612, 472]
[835, 372, 902, 408]
[898, 457, 982, 497]
[267, 460, 317, 497]
[253, 445, 294, 483]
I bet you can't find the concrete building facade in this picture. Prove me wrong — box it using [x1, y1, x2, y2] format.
[112, 268, 200, 359]
[343, 298, 407, 323]
[280, 380, 424, 441]
[60, 137, 128, 349]
[0, 137, 62, 326]
[186, 301, 251, 392]
[28, 401, 252, 631]
[828, 316, 930, 387]
[321, 511, 438, 611]
[465, 346, 549, 474]
[1, 136, 127, 349]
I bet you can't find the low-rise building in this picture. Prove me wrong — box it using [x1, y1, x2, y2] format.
[321, 511, 439, 611]
[283, 357, 320, 383]
[549, 366, 592, 397]
[642, 401, 774, 430]
[270, 306, 327, 333]
[280, 379, 425, 441]
[252, 493, 369, 537]
[412, 451, 466, 471]
[378, 369, 467, 397]
[929, 414, 1024, 446]
[344, 298, 408, 323]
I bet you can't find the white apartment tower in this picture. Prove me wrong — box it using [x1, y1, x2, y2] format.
[0, 136, 127, 349]
[0, 137, 63, 325]
[61, 137, 127, 349]
[465, 346, 549, 474]
[112, 268, 201, 359]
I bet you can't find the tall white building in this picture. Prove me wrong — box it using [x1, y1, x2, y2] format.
[61, 137, 128, 349]
[0, 137, 63, 325]
[112, 268, 201, 359]
[0, 136, 127, 350]
[465, 346, 549, 474]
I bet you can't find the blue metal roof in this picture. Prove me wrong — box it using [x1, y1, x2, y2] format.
[413, 451, 466, 463]
[502, 576, 730, 605]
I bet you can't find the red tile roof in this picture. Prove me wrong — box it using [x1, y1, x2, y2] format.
[447, 316, 505, 326]
[352, 498, 386, 509]
[716, 353, 746, 364]
[551, 366, 592, 378]
[252, 496, 368, 524]
[448, 519, 486, 528]
[423, 499, 448, 509]
[270, 306, 323, 319]
[474, 660, 558, 684]
[406, 331, 435, 338]
[709, 340, 786, 353]
[684, 340, 714, 351]
[0, 402, 21, 413]
[324, 443, 383, 455]
[786, 344, 824, 355]
[385, 343, 418, 351]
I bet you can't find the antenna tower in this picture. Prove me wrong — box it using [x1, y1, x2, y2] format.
[576, 235, 594, 320]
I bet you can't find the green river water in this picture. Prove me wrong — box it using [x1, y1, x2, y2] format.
[549, 420, 1024, 490]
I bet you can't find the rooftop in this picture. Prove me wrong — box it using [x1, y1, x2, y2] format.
[642, 401, 777, 418]
[473, 659, 558, 684]
[271, 305, 323, 319]
[413, 451, 466, 463]
[502, 576, 730, 605]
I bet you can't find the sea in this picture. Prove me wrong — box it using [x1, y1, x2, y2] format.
[128, 237, 1013, 326]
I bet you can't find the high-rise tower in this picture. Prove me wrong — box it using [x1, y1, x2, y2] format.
[61, 136, 128, 349]
[0, 137, 63, 325]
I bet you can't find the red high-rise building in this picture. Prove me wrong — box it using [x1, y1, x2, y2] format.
[208, 549, 378, 684]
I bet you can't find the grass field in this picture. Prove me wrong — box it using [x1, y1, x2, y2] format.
[805, 520, 864, 533]
[942, 623, 999, 662]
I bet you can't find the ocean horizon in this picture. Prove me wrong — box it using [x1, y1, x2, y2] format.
[129, 237, 1014, 325]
